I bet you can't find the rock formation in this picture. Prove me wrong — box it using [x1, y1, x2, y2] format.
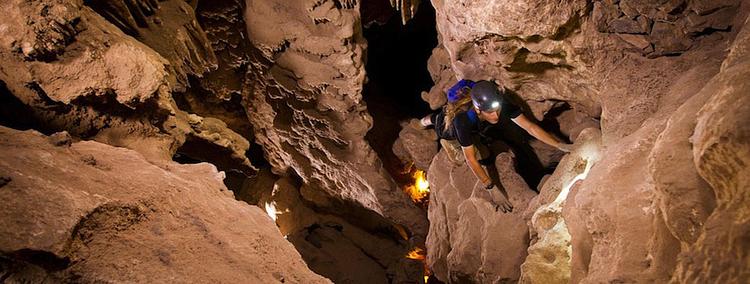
[0, 127, 327, 283]
[242, 0, 428, 243]
[1, 0, 749, 282]
[1, 0, 427, 281]
[416, 0, 750, 283]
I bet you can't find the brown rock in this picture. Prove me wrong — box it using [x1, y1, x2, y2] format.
[85, 0, 218, 91]
[435, 0, 587, 40]
[658, 0, 687, 14]
[243, 0, 428, 240]
[648, 63, 721, 245]
[593, 1, 621, 32]
[650, 22, 693, 56]
[47, 131, 73, 147]
[0, 126, 328, 283]
[257, 176, 423, 284]
[617, 34, 652, 50]
[608, 17, 647, 34]
[393, 123, 438, 171]
[195, 0, 253, 100]
[423, 45, 456, 110]
[426, 150, 537, 283]
[686, 7, 738, 34]
[690, 0, 740, 16]
[0, 0, 170, 107]
[520, 128, 603, 284]
[675, 17, 750, 282]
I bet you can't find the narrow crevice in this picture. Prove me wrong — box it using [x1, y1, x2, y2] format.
[362, 0, 437, 190]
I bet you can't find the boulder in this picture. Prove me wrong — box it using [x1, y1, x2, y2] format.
[0, 126, 328, 283]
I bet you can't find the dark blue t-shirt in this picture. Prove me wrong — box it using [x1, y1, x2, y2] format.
[434, 101, 522, 147]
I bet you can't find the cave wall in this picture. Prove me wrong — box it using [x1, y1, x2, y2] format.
[242, 0, 429, 242]
[0, 0, 432, 282]
[0, 0, 255, 173]
[0, 0, 327, 280]
[417, 0, 750, 283]
[2, 0, 748, 282]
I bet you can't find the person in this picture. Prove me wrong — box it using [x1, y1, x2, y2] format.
[417, 80, 573, 212]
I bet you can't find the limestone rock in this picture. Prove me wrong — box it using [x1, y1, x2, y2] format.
[85, 0, 218, 91]
[257, 176, 425, 284]
[0, 0, 255, 173]
[0, 126, 328, 283]
[423, 45, 454, 110]
[675, 16, 750, 282]
[520, 128, 603, 283]
[0, 0, 170, 107]
[244, 0, 428, 240]
[196, 0, 255, 100]
[648, 70, 720, 246]
[437, 0, 588, 41]
[393, 123, 438, 171]
[426, 150, 537, 283]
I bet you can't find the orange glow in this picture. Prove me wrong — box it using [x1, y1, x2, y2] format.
[405, 247, 431, 283]
[405, 169, 430, 203]
[406, 247, 425, 260]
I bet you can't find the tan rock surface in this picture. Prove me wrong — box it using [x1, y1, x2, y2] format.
[520, 128, 602, 283]
[426, 149, 537, 282]
[243, 0, 428, 240]
[0, 126, 327, 283]
[674, 15, 750, 282]
[252, 176, 424, 284]
[427, 0, 750, 283]
[0, 0, 254, 172]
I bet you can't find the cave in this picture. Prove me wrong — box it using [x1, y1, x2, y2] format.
[1, 0, 749, 284]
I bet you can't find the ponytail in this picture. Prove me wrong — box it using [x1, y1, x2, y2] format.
[443, 86, 473, 131]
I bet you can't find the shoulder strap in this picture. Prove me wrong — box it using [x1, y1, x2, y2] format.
[466, 108, 478, 124]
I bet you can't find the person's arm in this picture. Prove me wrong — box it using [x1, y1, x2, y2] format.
[462, 144, 514, 212]
[512, 114, 572, 151]
[461, 145, 493, 187]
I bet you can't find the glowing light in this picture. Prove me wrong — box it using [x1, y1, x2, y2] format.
[491, 101, 500, 109]
[264, 201, 278, 222]
[552, 159, 593, 206]
[406, 247, 425, 260]
[405, 247, 431, 283]
[405, 170, 430, 203]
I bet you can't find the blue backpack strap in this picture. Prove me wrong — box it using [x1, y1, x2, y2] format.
[466, 108, 478, 124]
[447, 79, 476, 103]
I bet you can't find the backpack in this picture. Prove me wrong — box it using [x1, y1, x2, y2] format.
[446, 79, 478, 123]
[446, 79, 476, 103]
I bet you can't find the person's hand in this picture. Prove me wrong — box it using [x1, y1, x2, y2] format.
[488, 186, 513, 213]
[557, 143, 575, 153]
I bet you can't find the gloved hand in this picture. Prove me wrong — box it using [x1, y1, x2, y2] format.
[557, 143, 575, 153]
[488, 185, 513, 213]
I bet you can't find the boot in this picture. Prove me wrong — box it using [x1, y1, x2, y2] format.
[440, 139, 464, 165]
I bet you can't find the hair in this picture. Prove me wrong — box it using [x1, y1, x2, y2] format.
[443, 86, 474, 131]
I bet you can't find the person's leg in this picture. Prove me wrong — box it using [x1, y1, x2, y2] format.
[421, 114, 434, 127]
[409, 112, 437, 129]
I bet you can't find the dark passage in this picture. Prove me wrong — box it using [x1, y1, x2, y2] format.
[362, 0, 437, 178]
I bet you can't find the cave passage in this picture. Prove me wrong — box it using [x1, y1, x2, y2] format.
[362, 0, 437, 183]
